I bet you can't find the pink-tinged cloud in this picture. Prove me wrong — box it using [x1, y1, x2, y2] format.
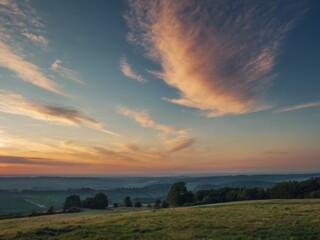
[120, 57, 146, 83]
[276, 101, 320, 113]
[117, 106, 187, 136]
[0, 41, 61, 94]
[0, 90, 119, 136]
[51, 59, 85, 84]
[125, 0, 303, 117]
[164, 137, 196, 153]
[0, 0, 47, 45]
[0, 155, 85, 166]
[21, 31, 49, 48]
[0, 1, 63, 93]
[0, 0, 44, 29]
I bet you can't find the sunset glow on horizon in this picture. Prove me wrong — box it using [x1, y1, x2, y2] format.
[0, 0, 319, 175]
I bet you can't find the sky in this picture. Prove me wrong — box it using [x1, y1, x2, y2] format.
[0, 0, 319, 175]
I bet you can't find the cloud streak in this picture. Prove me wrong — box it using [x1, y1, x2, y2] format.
[0, 0, 63, 94]
[0, 90, 119, 136]
[0, 41, 61, 94]
[164, 137, 196, 153]
[117, 106, 187, 137]
[125, 0, 303, 117]
[21, 31, 49, 48]
[276, 101, 320, 113]
[51, 59, 85, 84]
[0, 155, 85, 166]
[120, 57, 146, 83]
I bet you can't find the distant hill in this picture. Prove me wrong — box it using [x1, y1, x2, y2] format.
[1, 173, 319, 214]
[1, 173, 319, 191]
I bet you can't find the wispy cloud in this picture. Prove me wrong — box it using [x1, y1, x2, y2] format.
[0, 90, 119, 136]
[120, 56, 146, 83]
[0, 0, 45, 38]
[0, 129, 58, 152]
[0, 0, 63, 94]
[164, 137, 196, 153]
[0, 155, 85, 166]
[0, 41, 61, 94]
[51, 59, 85, 84]
[125, 0, 303, 117]
[262, 151, 288, 155]
[276, 101, 320, 113]
[117, 106, 186, 137]
[21, 31, 49, 48]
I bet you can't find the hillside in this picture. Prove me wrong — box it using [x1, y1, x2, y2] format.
[0, 199, 319, 240]
[2, 174, 320, 214]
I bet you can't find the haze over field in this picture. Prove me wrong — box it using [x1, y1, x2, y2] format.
[0, 0, 319, 175]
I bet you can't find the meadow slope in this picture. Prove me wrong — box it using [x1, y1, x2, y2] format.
[0, 199, 319, 240]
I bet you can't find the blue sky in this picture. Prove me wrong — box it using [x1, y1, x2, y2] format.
[0, 0, 319, 175]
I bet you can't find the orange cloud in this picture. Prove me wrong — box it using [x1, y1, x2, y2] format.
[276, 101, 320, 113]
[117, 106, 187, 137]
[0, 90, 119, 136]
[0, 41, 61, 94]
[0, 0, 62, 93]
[21, 31, 49, 48]
[0, 155, 85, 166]
[51, 59, 85, 84]
[164, 137, 196, 153]
[120, 57, 146, 83]
[126, 0, 302, 117]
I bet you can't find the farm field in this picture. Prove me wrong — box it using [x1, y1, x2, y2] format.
[0, 199, 319, 240]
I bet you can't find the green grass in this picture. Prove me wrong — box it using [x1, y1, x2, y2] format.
[0, 199, 319, 240]
[0, 193, 94, 214]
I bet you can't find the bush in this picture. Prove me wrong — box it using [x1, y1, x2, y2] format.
[82, 193, 108, 209]
[93, 193, 108, 209]
[309, 190, 320, 198]
[65, 207, 81, 213]
[161, 200, 169, 208]
[124, 196, 133, 207]
[167, 182, 194, 206]
[113, 203, 119, 208]
[64, 195, 81, 210]
[46, 206, 54, 215]
[154, 199, 161, 209]
[183, 202, 194, 207]
[134, 201, 142, 207]
[29, 210, 38, 217]
[81, 197, 95, 209]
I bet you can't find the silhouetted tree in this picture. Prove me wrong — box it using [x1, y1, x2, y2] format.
[191, 177, 320, 206]
[64, 195, 81, 210]
[167, 182, 194, 206]
[113, 203, 119, 208]
[195, 190, 206, 203]
[81, 197, 95, 209]
[46, 206, 54, 215]
[82, 193, 108, 209]
[134, 201, 142, 207]
[309, 190, 320, 198]
[225, 190, 238, 202]
[154, 199, 161, 209]
[94, 193, 108, 209]
[184, 191, 195, 203]
[124, 196, 133, 207]
[161, 200, 169, 208]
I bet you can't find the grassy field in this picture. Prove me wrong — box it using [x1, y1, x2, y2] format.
[0, 199, 319, 240]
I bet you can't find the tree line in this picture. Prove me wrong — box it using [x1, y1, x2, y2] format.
[63, 177, 320, 212]
[166, 177, 320, 206]
[63, 193, 145, 212]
